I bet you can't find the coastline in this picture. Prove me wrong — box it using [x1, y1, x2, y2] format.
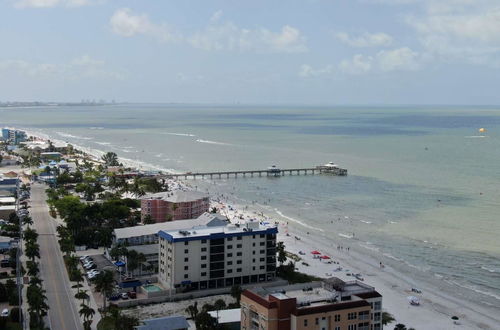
[20, 128, 500, 329]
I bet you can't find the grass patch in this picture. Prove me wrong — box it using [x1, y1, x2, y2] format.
[280, 271, 322, 284]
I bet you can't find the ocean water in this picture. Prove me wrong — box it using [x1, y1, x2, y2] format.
[1, 104, 499, 306]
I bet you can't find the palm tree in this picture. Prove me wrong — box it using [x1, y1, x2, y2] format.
[230, 285, 242, 305]
[27, 284, 49, 329]
[185, 302, 199, 319]
[394, 324, 407, 330]
[23, 226, 38, 242]
[101, 152, 119, 167]
[75, 290, 89, 305]
[22, 215, 34, 227]
[277, 241, 286, 265]
[26, 260, 40, 277]
[79, 303, 95, 330]
[94, 270, 115, 314]
[126, 250, 146, 276]
[25, 240, 40, 262]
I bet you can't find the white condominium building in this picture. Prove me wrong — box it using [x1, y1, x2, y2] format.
[158, 221, 278, 292]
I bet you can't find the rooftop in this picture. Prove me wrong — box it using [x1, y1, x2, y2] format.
[243, 278, 380, 314]
[136, 315, 190, 330]
[159, 220, 277, 242]
[142, 190, 208, 203]
[208, 308, 241, 324]
[0, 197, 16, 204]
[114, 213, 227, 240]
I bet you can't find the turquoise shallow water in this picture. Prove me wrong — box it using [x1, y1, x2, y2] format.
[1, 104, 499, 306]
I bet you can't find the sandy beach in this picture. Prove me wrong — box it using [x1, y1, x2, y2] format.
[213, 199, 500, 330]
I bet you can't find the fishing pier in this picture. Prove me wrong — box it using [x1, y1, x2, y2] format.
[161, 163, 347, 180]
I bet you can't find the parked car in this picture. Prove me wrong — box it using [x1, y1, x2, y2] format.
[1, 309, 9, 317]
[127, 291, 136, 299]
[108, 293, 120, 301]
[84, 263, 96, 270]
[120, 293, 129, 300]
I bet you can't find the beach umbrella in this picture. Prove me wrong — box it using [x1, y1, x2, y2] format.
[311, 251, 321, 255]
[320, 255, 331, 260]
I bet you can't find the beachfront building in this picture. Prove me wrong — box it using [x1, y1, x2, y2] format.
[1, 128, 27, 145]
[158, 220, 278, 292]
[140, 190, 210, 223]
[240, 278, 383, 330]
[111, 212, 227, 247]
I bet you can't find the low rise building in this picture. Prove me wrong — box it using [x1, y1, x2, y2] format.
[112, 212, 227, 246]
[158, 220, 278, 292]
[240, 278, 383, 330]
[140, 190, 210, 222]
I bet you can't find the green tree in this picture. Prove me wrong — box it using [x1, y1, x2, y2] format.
[142, 214, 155, 225]
[27, 284, 49, 329]
[214, 299, 226, 311]
[185, 302, 199, 319]
[277, 241, 286, 265]
[394, 324, 407, 330]
[195, 311, 218, 330]
[94, 270, 115, 313]
[23, 226, 38, 242]
[22, 215, 34, 227]
[383, 312, 396, 326]
[102, 152, 120, 167]
[25, 240, 41, 262]
[79, 303, 95, 330]
[126, 250, 146, 275]
[26, 260, 40, 277]
[230, 284, 243, 305]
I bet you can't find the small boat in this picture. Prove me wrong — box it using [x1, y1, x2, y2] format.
[316, 162, 348, 176]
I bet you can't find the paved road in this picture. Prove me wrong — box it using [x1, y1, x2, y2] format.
[31, 183, 83, 330]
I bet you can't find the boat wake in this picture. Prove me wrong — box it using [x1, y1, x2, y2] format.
[274, 209, 324, 232]
[196, 139, 232, 146]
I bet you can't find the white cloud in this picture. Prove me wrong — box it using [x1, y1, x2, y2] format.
[377, 47, 420, 71]
[335, 32, 393, 47]
[14, 0, 91, 8]
[110, 8, 177, 42]
[299, 64, 334, 77]
[210, 10, 223, 23]
[0, 55, 124, 80]
[339, 54, 373, 74]
[189, 22, 307, 53]
[338, 47, 420, 74]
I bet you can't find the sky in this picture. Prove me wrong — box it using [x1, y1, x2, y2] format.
[1, 0, 500, 105]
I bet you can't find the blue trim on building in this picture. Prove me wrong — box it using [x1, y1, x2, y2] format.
[158, 226, 278, 243]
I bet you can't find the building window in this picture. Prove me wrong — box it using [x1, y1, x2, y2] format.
[201, 264, 207, 268]
[335, 327, 341, 330]
[260, 258, 265, 262]
[260, 234, 265, 238]
[227, 261, 233, 265]
[236, 268, 242, 272]
[252, 259, 256, 263]
[201, 239, 207, 244]
[227, 245, 233, 249]
[184, 274, 188, 279]
[184, 241, 189, 245]
[237, 252, 242, 256]
[304, 319, 308, 327]
[227, 253, 233, 258]
[315, 318, 319, 325]
[184, 266, 188, 270]
[184, 249, 188, 253]
[201, 256, 207, 260]
[252, 251, 256, 255]
[260, 265, 265, 270]
[252, 266, 255, 271]
[348, 312, 357, 320]
[184, 258, 189, 262]
[228, 269, 233, 274]
[237, 236, 242, 240]
[260, 250, 265, 254]
[201, 247, 207, 252]
[201, 272, 206, 276]
[237, 260, 242, 264]
[374, 301, 381, 310]
[260, 242, 265, 246]
[227, 237, 233, 241]
[252, 243, 256, 247]
[335, 315, 341, 322]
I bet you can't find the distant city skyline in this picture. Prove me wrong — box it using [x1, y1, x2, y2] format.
[1, 0, 500, 105]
